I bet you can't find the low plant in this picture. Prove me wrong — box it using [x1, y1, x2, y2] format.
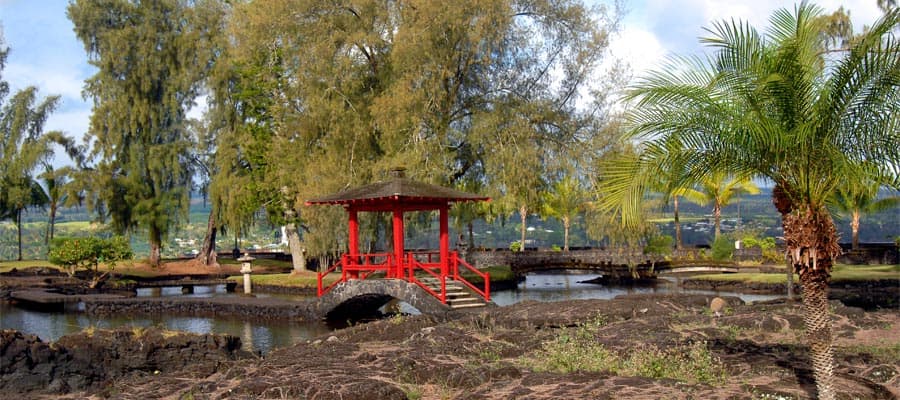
[509, 241, 522, 252]
[48, 236, 133, 288]
[711, 236, 734, 261]
[551, 244, 562, 252]
[643, 234, 674, 256]
[520, 320, 726, 385]
[621, 341, 726, 385]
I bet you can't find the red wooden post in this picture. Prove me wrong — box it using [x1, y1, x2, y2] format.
[439, 205, 449, 278]
[392, 208, 404, 279]
[348, 208, 359, 279]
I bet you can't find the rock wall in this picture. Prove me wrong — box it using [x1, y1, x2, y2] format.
[84, 296, 315, 320]
[0, 327, 245, 395]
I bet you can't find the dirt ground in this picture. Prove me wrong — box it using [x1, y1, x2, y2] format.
[6, 294, 896, 400]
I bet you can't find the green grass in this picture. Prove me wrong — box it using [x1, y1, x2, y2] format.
[461, 265, 515, 283]
[228, 272, 340, 288]
[218, 257, 294, 270]
[0, 260, 58, 273]
[518, 319, 726, 385]
[691, 264, 899, 284]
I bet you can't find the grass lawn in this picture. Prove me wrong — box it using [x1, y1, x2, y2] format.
[229, 271, 339, 288]
[691, 264, 899, 284]
[0, 260, 58, 273]
[461, 265, 516, 284]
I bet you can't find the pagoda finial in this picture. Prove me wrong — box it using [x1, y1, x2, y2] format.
[390, 167, 406, 179]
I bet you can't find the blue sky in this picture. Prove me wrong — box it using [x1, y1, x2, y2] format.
[0, 0, 887, 167]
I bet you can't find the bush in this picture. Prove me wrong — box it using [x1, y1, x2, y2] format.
[509, 241, 522, 252]
[551, 244, 562, 252]
[49, 236, 133, 288]
[711, 236, 734, 261]
[644, 235, 674, 256]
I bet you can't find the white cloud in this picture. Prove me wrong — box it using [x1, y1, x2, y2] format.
[608, 26, 665, 80]
[610, 0, 887, 86]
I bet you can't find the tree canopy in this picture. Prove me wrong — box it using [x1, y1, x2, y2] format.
[210, 0, 621, 256]
[68, 0, 227, 266]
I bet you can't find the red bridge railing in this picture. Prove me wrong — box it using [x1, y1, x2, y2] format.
[316, 250, 490, 304]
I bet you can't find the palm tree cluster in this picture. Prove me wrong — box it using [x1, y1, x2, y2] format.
[598, 3, 899, 399]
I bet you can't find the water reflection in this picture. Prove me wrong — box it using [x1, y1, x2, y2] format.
[1, 274, 782, 354]
[490, 272, 783, 306]
[0, 301, 331, 355]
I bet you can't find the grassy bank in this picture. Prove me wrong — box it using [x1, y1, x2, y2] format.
[690, 264, 899, 284]
[0, 260, 57, 273]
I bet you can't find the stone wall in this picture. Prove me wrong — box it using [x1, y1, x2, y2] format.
[84, 296, 315, 320]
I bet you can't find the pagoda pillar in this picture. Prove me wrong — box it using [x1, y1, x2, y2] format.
[347, 207, 359, 278]
[392, 208, 404, 279]
[439, 205, 449, 277]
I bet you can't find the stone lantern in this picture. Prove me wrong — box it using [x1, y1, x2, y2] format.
[238, 253, 255, 294]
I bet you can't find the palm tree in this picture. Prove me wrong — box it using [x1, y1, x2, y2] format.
[1, 45, 61, 260]
[38, 164, 71, 247]
[829, 181, 900, 250]
[541, 176, 587, 251]
[682, 172, 760, 240]
[597, 4, 900, 399]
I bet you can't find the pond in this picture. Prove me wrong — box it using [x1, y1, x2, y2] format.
[1, 273, 783, 354]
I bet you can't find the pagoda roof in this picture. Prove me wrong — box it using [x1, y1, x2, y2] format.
[305, 170, 489, 208]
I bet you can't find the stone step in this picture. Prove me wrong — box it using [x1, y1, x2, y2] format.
[449, 302, 487, 309]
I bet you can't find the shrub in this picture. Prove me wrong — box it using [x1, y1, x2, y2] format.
[644, 235, 674, 256]
[551, 244, 562, 252]
[711, 236, 734, 261]
[509, 241, 522, 252]
[49, 236, 133, 288]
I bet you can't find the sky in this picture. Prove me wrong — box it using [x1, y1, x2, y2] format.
[0, 0, 888, 167]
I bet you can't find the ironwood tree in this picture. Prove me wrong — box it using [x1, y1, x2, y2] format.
[68, 0, 227, 266]
[211, 0, 621, 258]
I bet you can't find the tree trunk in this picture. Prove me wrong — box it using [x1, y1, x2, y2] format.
[467, 221, 475, 249]
[16, 209, 23, 261]
[851, 210, 860, 250]
[519, 204, 527, 252]
[286, 222, 308, 272]
[196, 210, 218, 266]
[777, 189, 842, 400]
[713, 203, 722, 240]
[674, 196, 682, 250]
[46, 203, 58, 246]
[563, 216, 570, 251]
[149, 226, 162, 267]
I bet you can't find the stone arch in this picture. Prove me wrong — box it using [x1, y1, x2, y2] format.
[311, 280, 451, 320]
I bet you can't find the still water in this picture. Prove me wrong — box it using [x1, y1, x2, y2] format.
[0, 273, 782, 354]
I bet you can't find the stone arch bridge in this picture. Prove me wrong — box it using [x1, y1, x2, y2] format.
[309, 280, 465, 321]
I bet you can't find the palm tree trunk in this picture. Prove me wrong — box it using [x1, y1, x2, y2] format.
[519, 204, 527, 252]
[851, 210, 860, 250]
[674, 196, 682, 250]
[798, 265, 835, 400]
[48, 203, 57, 243]
[713, 203, 722, 240]
[563, 216, 570, 251]
[16, 209, 23, 261]
[777, 191, 842, 400]
[196, 210, 218, 266]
